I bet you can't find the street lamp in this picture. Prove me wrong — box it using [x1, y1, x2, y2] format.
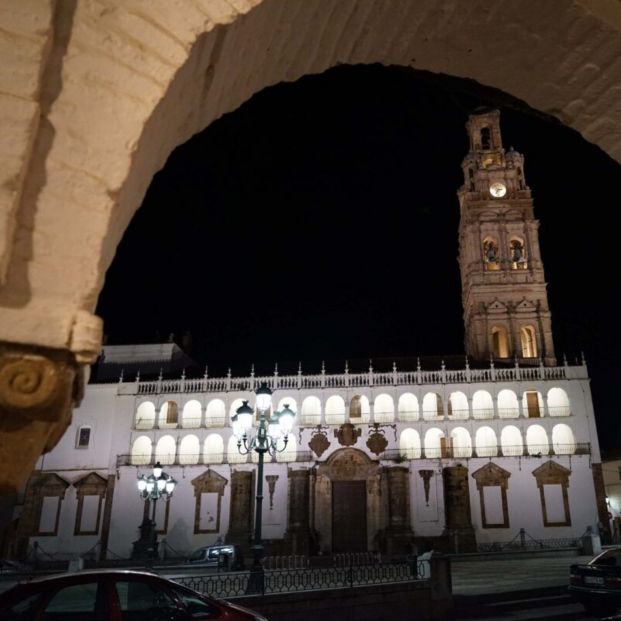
[231, 382, 296, 592]
[132, 461, 177, 561]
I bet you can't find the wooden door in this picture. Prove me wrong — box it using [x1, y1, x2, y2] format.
[332, 481, 367, 552]
[526, 392, 541, 418]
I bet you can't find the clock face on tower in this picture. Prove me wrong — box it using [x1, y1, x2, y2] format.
[489, 182, 507, 197]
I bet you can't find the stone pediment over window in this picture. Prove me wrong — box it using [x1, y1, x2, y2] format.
[34, 472, 70, 494]
[191, 469, 228, 496]
[487, 300, 508, 313]
[73, 472, 107, 493]
[516, 298, 536, 312]
[532, 460, 571, 486]
[471, 462, 511, 490]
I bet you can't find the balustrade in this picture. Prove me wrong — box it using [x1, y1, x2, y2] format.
[134, 363, 577, 396]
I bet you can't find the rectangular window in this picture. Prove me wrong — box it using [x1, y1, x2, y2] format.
[38, 496, 61, 535]
[543, 484, 566, 523]
[78, 495, 101, 534]
[198, 492, 219, 532]
[76, 426, 91, 448]
[482, 486, 504, 526]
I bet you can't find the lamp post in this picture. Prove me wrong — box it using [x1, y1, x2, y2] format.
[231, 382, 296, 593]
[131, 461, 177, 561]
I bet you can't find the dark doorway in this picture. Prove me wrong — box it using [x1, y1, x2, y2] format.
[332, 481, 367, 552]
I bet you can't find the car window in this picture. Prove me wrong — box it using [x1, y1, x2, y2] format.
[0, 591, 43, 620]
[42, 581, 103, 620]
[114, 579, 180, 621]
[169, 585, 218, 618]
[592, 549, 621, 566]
[189, 548, 205, 561]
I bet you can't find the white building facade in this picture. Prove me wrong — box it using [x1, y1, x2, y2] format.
[5, 109, 608, 560]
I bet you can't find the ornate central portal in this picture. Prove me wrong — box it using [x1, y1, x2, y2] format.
[314, 448, 381, 553]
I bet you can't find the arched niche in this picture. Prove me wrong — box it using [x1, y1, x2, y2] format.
[398, 393, 419, 422]
[181, 400, 202, 429]
[374, 393, 394, 423]
[301, 396, 322, 425]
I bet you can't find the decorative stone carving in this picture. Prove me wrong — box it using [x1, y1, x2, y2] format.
[0, 344, 84, 495]
[266, 475, 278, 510]
[335, 423, 361, 447]
[309, 426, 330, 457]
[366, 424, 388, 456]
[419, 470, 434, 506]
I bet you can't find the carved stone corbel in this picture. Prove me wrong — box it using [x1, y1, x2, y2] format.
[0, 344, 84, 495]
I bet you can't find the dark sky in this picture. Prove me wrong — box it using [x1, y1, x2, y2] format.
[96, 64, 621, 449]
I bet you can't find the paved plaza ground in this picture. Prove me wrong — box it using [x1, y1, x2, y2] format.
[451, 554, 593, 595]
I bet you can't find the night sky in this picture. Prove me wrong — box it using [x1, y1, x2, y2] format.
[96, 65, 621, 450]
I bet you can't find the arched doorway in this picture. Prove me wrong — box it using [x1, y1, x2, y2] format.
[315, 448, 381, 553]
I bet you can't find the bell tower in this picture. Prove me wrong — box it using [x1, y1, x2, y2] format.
[457, 109, 556, 365]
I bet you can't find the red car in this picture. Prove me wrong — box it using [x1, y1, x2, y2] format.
[0, 569, 268, 620]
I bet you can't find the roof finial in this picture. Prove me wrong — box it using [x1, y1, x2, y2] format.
[274, 362, 278, 376]
[464, 356, 470, 370]
[181, 368, 186, 380]
[136, 370, 141, 382]
[441, 360, 446, 371]
[203, 365, 209, 379]
[345, 360, 349, 373]
[298, 361, 302, 375]
[416, 357, 421, 372]
[321, 360, 325, 374]
[250, 363, 255, 377]
[368, 359, 374, 373]
[119, 368, 124, 384]
[158, 368, 163, 382]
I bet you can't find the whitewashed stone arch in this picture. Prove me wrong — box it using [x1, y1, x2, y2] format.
[398, 393, 419, 422]
[155, 435, 176, 465]
[498, 389, 520, 418]
[204, 434, 224, 464]
[135, 402, 156, 430]
[475, 426, 497, 457]
[448, 391, 469, 420]
[130, 436, 152, 466]
[422, 392, 443, 420]
[500, 425, 523, 456]
[181, 400, 202, 428]
[552, 423, 576, 455]
[526, 424, 549, 456]
[399, 428, 421, 459]
[301, 396, 321, 425]
[179, 434, 200, 465]
[451, 427, 472, 458]
[206, 399, 226, 427]
[374, 393, 394, 423]
[472, 390, 494, 419]
[325, 395, 345, 425]
[547, 388, 571, 416]
[424, 427, 445, 458]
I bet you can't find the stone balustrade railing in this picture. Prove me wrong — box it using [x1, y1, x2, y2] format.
[123, 362, 588, 397]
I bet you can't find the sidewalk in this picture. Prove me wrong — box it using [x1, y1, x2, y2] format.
[451, 554, 593, 596]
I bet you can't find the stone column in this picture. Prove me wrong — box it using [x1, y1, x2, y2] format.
[442, 465, 476, 552]
[284, 468, 315, 554]
[225, 470, 254, 552]
[383, 466, 414, 555]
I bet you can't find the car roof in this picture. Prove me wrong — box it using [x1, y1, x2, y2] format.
[22, 569, 160, 585]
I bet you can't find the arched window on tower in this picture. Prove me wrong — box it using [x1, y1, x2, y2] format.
[510, 238, 527, 269]
[492, 326, 509, 358]
[483, 238, 500, 270]
[481, 127, 491, 150]
[520, 326, 538, 358]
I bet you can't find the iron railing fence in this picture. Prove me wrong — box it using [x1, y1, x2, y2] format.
[117, 451, 314, 468]
[172, 561, 427, 598]
[381, 442, 590, 461]
[476, 528, 581, 552]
